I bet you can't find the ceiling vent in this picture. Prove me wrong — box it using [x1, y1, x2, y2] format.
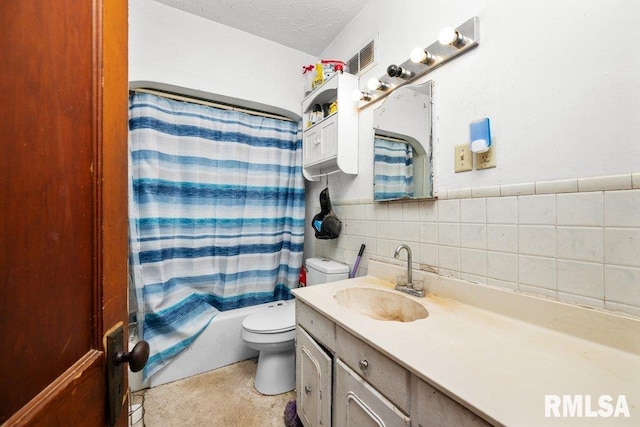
[347, 37, 377, 76]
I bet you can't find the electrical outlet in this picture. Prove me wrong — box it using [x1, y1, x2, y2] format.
[475, 145, 496, 170]
[454, 144, 472, 173]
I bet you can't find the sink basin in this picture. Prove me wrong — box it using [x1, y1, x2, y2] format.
[334, 287, 428, 322]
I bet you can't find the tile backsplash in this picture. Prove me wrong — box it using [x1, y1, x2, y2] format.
[313, 173, 640, 318]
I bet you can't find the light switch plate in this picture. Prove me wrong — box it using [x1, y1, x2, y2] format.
[454, 144, 473, 173]
[475, 145, 496, 170]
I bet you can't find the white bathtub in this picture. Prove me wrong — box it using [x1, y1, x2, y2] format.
[130, 301, 277, 390]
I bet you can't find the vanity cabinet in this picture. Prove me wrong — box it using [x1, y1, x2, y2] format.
[296, 300, 410, 426]
[295, 300, 494, 427]
[301, 72, 358, 181]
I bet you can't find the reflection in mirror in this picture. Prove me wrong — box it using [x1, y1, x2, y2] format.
[373, 81, 433, 201]
[374, 136, 414, 200]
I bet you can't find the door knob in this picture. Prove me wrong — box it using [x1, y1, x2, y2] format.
[116, 340, 150, 372]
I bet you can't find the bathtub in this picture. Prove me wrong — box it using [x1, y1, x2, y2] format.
[130, 301, 277, 390]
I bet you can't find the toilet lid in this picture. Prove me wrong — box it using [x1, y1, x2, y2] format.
[242, 301, 295, 333]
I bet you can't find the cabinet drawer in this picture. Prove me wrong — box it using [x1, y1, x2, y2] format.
[296, 300, 336, 352]
[334, 359, 410, 427]
[336, 326, 411, 413]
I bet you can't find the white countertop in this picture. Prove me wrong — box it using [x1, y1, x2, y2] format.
[292, 261, 640, 426]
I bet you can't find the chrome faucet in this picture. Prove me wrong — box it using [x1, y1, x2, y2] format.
[393, 244, 424, 297]
[393, 244, 412, 285]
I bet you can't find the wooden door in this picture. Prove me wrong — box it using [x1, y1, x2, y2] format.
[0, 1, 129, 425]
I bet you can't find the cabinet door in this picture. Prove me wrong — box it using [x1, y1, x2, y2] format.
[319, 117, 338, 161]
[297, 327, 332, 427]
[303, 115, 338, 167]
[334, 359, 410, 427]
[304, 127, 322, 166]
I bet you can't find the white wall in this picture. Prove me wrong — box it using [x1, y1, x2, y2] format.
[129, 0, 316, 119]
[309, 0, 640, 205]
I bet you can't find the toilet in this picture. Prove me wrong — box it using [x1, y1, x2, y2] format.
[241, 257, 349, 395]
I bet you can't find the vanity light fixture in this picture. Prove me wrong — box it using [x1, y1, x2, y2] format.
[358, 16, 479, 109]
[387, 64, 414, 80]
[367, 78, 390, 92]
[409, 47, 436, 65]
[438, 26, 466, 47]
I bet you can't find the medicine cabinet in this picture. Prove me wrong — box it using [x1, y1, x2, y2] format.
[301, 72, 359, 181]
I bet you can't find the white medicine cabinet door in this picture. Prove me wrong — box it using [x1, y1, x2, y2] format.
[296, 327, 332, 427]
[303, 115, 338, 167]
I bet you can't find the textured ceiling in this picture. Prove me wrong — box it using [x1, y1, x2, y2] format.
[152, 0, 372, 55]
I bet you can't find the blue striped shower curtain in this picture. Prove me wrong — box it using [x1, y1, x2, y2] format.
[128, 92, 305, 379]
[374, 137, 414, 200]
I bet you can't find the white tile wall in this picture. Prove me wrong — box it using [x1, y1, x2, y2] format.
[557, 192, 604, 226]
[487, 197, 517, 224]
[460, 223, 485, 250]
[487, 224, 518, 253]
[314, 174, 640, 318]
[605, 190, 640, 227]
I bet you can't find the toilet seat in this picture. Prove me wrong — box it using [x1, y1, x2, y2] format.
[242, 301, 295, 334]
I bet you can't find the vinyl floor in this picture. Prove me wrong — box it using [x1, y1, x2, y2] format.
[139, 359, 296, 426]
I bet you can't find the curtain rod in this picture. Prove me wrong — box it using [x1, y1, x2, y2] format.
[131, 88, 295, 122]
[375, 135, 409, 143]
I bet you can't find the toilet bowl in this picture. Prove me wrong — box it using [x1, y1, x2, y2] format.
[240, 300, 296, 395]
[241, 258, 349, 395]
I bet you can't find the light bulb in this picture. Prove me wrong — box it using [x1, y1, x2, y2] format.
[438, 26, 460, 45]
[367, 78, 382, 91]
[410, 47, 427, 63]
[351, 90, 372, 102]
[387, 64, 414, 80]
[410, 47, 435, 65]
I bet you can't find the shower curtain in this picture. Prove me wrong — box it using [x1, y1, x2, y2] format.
[128, 92, 305, 379]
[374, 137, 414, 200]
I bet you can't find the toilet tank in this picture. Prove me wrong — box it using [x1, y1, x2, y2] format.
[305, 258, 350, 286]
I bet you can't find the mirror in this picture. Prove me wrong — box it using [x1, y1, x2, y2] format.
[373, 81, 433, 201]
